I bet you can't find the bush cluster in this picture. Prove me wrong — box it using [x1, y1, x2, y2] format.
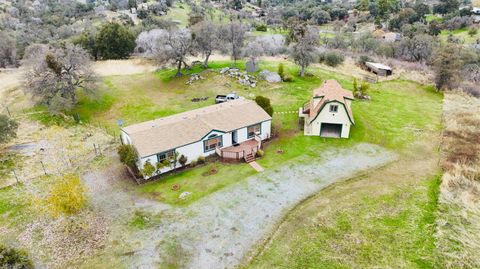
[319, 51, 345, 67]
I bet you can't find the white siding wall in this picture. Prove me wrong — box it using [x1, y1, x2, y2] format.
[304, 101, 352, 138]
[120, 130, 131, 145]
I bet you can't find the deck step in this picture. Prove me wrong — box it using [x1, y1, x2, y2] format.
[244, 153, 255, 163]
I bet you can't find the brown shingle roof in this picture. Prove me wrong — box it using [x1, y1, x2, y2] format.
[121, 99, 272, 157]
[310, 80, 354, 124]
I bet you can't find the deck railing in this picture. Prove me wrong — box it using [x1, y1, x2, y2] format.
[302, 101, 311, 114]
[216, 137, 261, 162]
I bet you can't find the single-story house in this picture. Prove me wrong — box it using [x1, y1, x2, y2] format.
[365, 62, 393, 76]
[383, 32, 401, 42]
[121, 99, 272, 178]
[299, 80, 354, 138]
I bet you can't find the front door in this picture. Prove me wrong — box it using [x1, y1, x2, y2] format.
[232, 130, 238, 145]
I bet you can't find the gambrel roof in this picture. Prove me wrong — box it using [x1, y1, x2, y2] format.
[309, 80, 354, 124]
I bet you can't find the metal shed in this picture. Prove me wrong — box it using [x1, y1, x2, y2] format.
[365, 62, 393, 77]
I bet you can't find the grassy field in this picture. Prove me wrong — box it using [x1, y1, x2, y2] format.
[58, 60, 443, 206]
[425, 14, 442, 23]
[439, 27, 480, 45]
[251, 28, 288, 36]
[244, 158, 442, 268]
[163, 3, 191, 27]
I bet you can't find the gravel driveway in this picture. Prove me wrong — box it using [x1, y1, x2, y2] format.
[125, 143, 396, 269]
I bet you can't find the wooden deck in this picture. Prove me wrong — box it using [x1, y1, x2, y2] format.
[215, 137, 261, 162]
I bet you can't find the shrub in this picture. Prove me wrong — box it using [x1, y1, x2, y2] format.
[118, 144, 139, 171]
[283, 74, 294, 82]
[255, 96, 274, 116]
[360, 81, 370, 95]
[197, 156, 206, 164]
[256, 149, 264, 157]
[255, 24, 267, 32]
[0, 244, 33, 269]
[357, 55, 372, 67]
[189, 160, 197, 167]
[96, 22, 136, 59]
[324, 51, 345, 67]
[278, 63, 285, 80]
[37, 174, 87, 217]
[468, 27, 478, 37]
[142, 161, 156, 178]
[179, 155, 188, 167]
[0, 114, 18, 144]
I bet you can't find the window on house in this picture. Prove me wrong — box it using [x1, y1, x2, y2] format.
[157, 150, 175, 163]
[204, 135, 222, 152]
[247, 123, 262, 138]
[329, 104, 338, 113]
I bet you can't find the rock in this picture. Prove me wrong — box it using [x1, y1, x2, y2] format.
[246, 60, 259, 73]
[220, 67, 229, 74]
[259, 70, 282, 83]
[179, 191, 192, 200]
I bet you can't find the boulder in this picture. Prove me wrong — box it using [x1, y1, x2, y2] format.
[259, 70, 282, 83]
[179, 191, 192, 200]
[220, 67, 229, 74]
[246, 59, 259, 73]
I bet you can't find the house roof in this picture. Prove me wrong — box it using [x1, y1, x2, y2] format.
[309, 80, 354, 124]
[365, 62, 392, 71]
[383, 32, 400, 42]
[121, 99, 272, 157]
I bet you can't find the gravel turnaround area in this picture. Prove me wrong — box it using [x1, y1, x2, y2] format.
[127, 143, 397, 269]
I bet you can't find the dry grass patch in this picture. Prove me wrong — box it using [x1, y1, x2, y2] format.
[435, 92, 480, 268]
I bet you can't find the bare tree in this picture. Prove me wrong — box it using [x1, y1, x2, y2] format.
[243, 39, 264, 65]
[192, 21, 219, 68]
[135, 29, 166, 57]
[23, 43, 96, 113]
[154, 28, 196, 76]
[219, 21, 247, 65]
[244, 34, 286, 58]
[290, 27, 319, 77]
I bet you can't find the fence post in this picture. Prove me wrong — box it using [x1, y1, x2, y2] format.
[12, 169, 19, 184]
[6, 105, 11, 117]
[40, 161, 47, 175]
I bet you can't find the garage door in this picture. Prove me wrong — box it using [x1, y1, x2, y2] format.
[320, 123, 342, 138]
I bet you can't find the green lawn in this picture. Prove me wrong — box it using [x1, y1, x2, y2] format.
[76, 61, 441, 206]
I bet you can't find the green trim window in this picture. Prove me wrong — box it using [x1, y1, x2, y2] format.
[157, 150, 175, 163]
[329, 104, 338, 113]
[204, 134, 222, 152]
[247, 123, 262, 138]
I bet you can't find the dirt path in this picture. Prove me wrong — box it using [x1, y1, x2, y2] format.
[121, 143, 395, 268]
[92, 59, 158, 76]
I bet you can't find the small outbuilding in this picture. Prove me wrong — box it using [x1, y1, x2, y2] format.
[299, 80, 354, 138]
[365, 62, 393, 76]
